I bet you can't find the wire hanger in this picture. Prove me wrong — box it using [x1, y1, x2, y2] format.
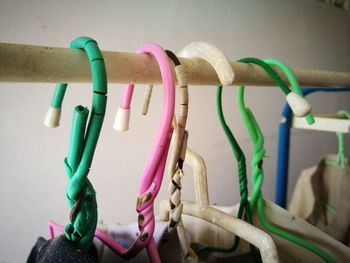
[202, 61, 350, 262]
[195, 57, 313, 257]
[164, 43, 342, 262]
[43, 36, 107, 250]
[236, 57, 336, 263]
[194, 78, 257, 257]
[178, 45, 317, 261]
[160, 42, 279, 263]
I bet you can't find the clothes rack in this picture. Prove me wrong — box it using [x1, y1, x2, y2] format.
[1, 43, 350, 87]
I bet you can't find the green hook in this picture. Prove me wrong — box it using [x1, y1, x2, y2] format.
[237, 58, 336, 263]
[263, 58, 315, 124]
[44, 36, 107, 250]
[198, 58, 315, 258]
[239, 58, 312, 119]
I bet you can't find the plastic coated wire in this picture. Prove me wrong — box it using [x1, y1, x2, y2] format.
[48, 37, 107, 250]
[195, 86, 259, 258]
[238, 58, 290, 95]
[336, 111, 350, 167]
[263, 58, 315, 125]
[197, 57, 318, 260]
[237, 58, 336, 263]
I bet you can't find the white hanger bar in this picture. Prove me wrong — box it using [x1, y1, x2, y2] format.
[1, 42, 350, 86]
[292, 113, 350, 133]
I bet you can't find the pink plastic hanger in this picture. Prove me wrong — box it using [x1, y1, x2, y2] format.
[49, 42, 175, 262]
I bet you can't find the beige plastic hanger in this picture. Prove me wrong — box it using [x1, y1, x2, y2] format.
[159, 146, 278, 262]
[159, 42, 279, 263]
[160, 139, 350, 262]
[161, 41, 350, 263]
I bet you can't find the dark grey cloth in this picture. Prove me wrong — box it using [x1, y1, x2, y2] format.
[27, 235, 98, 263]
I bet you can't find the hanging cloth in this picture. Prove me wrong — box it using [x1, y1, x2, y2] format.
[289, 154, 350, 246]
[27, 235, 98, 263]
[289, 111, 350, 246]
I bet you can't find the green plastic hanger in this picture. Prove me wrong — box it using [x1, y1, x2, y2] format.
[263, 58, 315, 124]
[237, 58, 336, 263]
[44, 36, 107, 250]
[197, 57, 315, 258]
[195, 86, 259, 258]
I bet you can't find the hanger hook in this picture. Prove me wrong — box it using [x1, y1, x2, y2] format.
[97, 43, 175, 260]
[237, 58, 335, 263]
[44, 36, 107, 128]
[239, 57, 312, 119]
[44, 36, 107, 250]
[178, 41, 234, 86]
[263, 58, 314, 124]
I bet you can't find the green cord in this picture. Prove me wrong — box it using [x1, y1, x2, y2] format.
[49, 36, 107, 250]
[197, 58, 315, 259]
[195, 86, 257, 257]
[336, 132, 346, 167]
[237, 58, 336, 263]
[64, 106, 98, 249]
[336, 111, 350, 167]
[238, 58, 290, 95]
[263, 58, 315, 125]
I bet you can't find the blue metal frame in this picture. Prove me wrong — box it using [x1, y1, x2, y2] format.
[275, 87, 350, 208]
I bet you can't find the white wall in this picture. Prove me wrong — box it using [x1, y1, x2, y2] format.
[0, 0, 349, 261]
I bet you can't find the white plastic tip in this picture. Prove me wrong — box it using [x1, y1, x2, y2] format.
[113, 106, 130, 132]
[43, 106, 61, 128]
[286, 92, 312, 117]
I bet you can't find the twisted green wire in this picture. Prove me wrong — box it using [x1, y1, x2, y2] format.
[237, 58, 336, 263]
[197, 58, 315, 259]
[195, 86, 257, 257]
[336, 111, 350, 167]
[49, 36, 107, 250]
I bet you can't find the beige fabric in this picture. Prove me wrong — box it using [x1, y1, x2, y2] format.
[289, 154, 350, 246]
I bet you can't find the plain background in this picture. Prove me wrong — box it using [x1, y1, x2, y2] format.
[0, 0, 350, 261]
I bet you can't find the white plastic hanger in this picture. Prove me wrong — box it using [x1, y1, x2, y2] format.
[159, 145, 279, 262]
[159, 42, 279, 263]
[160, 42, 350, 263]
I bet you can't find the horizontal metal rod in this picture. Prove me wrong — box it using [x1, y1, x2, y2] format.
[1, 43, 350, 87]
